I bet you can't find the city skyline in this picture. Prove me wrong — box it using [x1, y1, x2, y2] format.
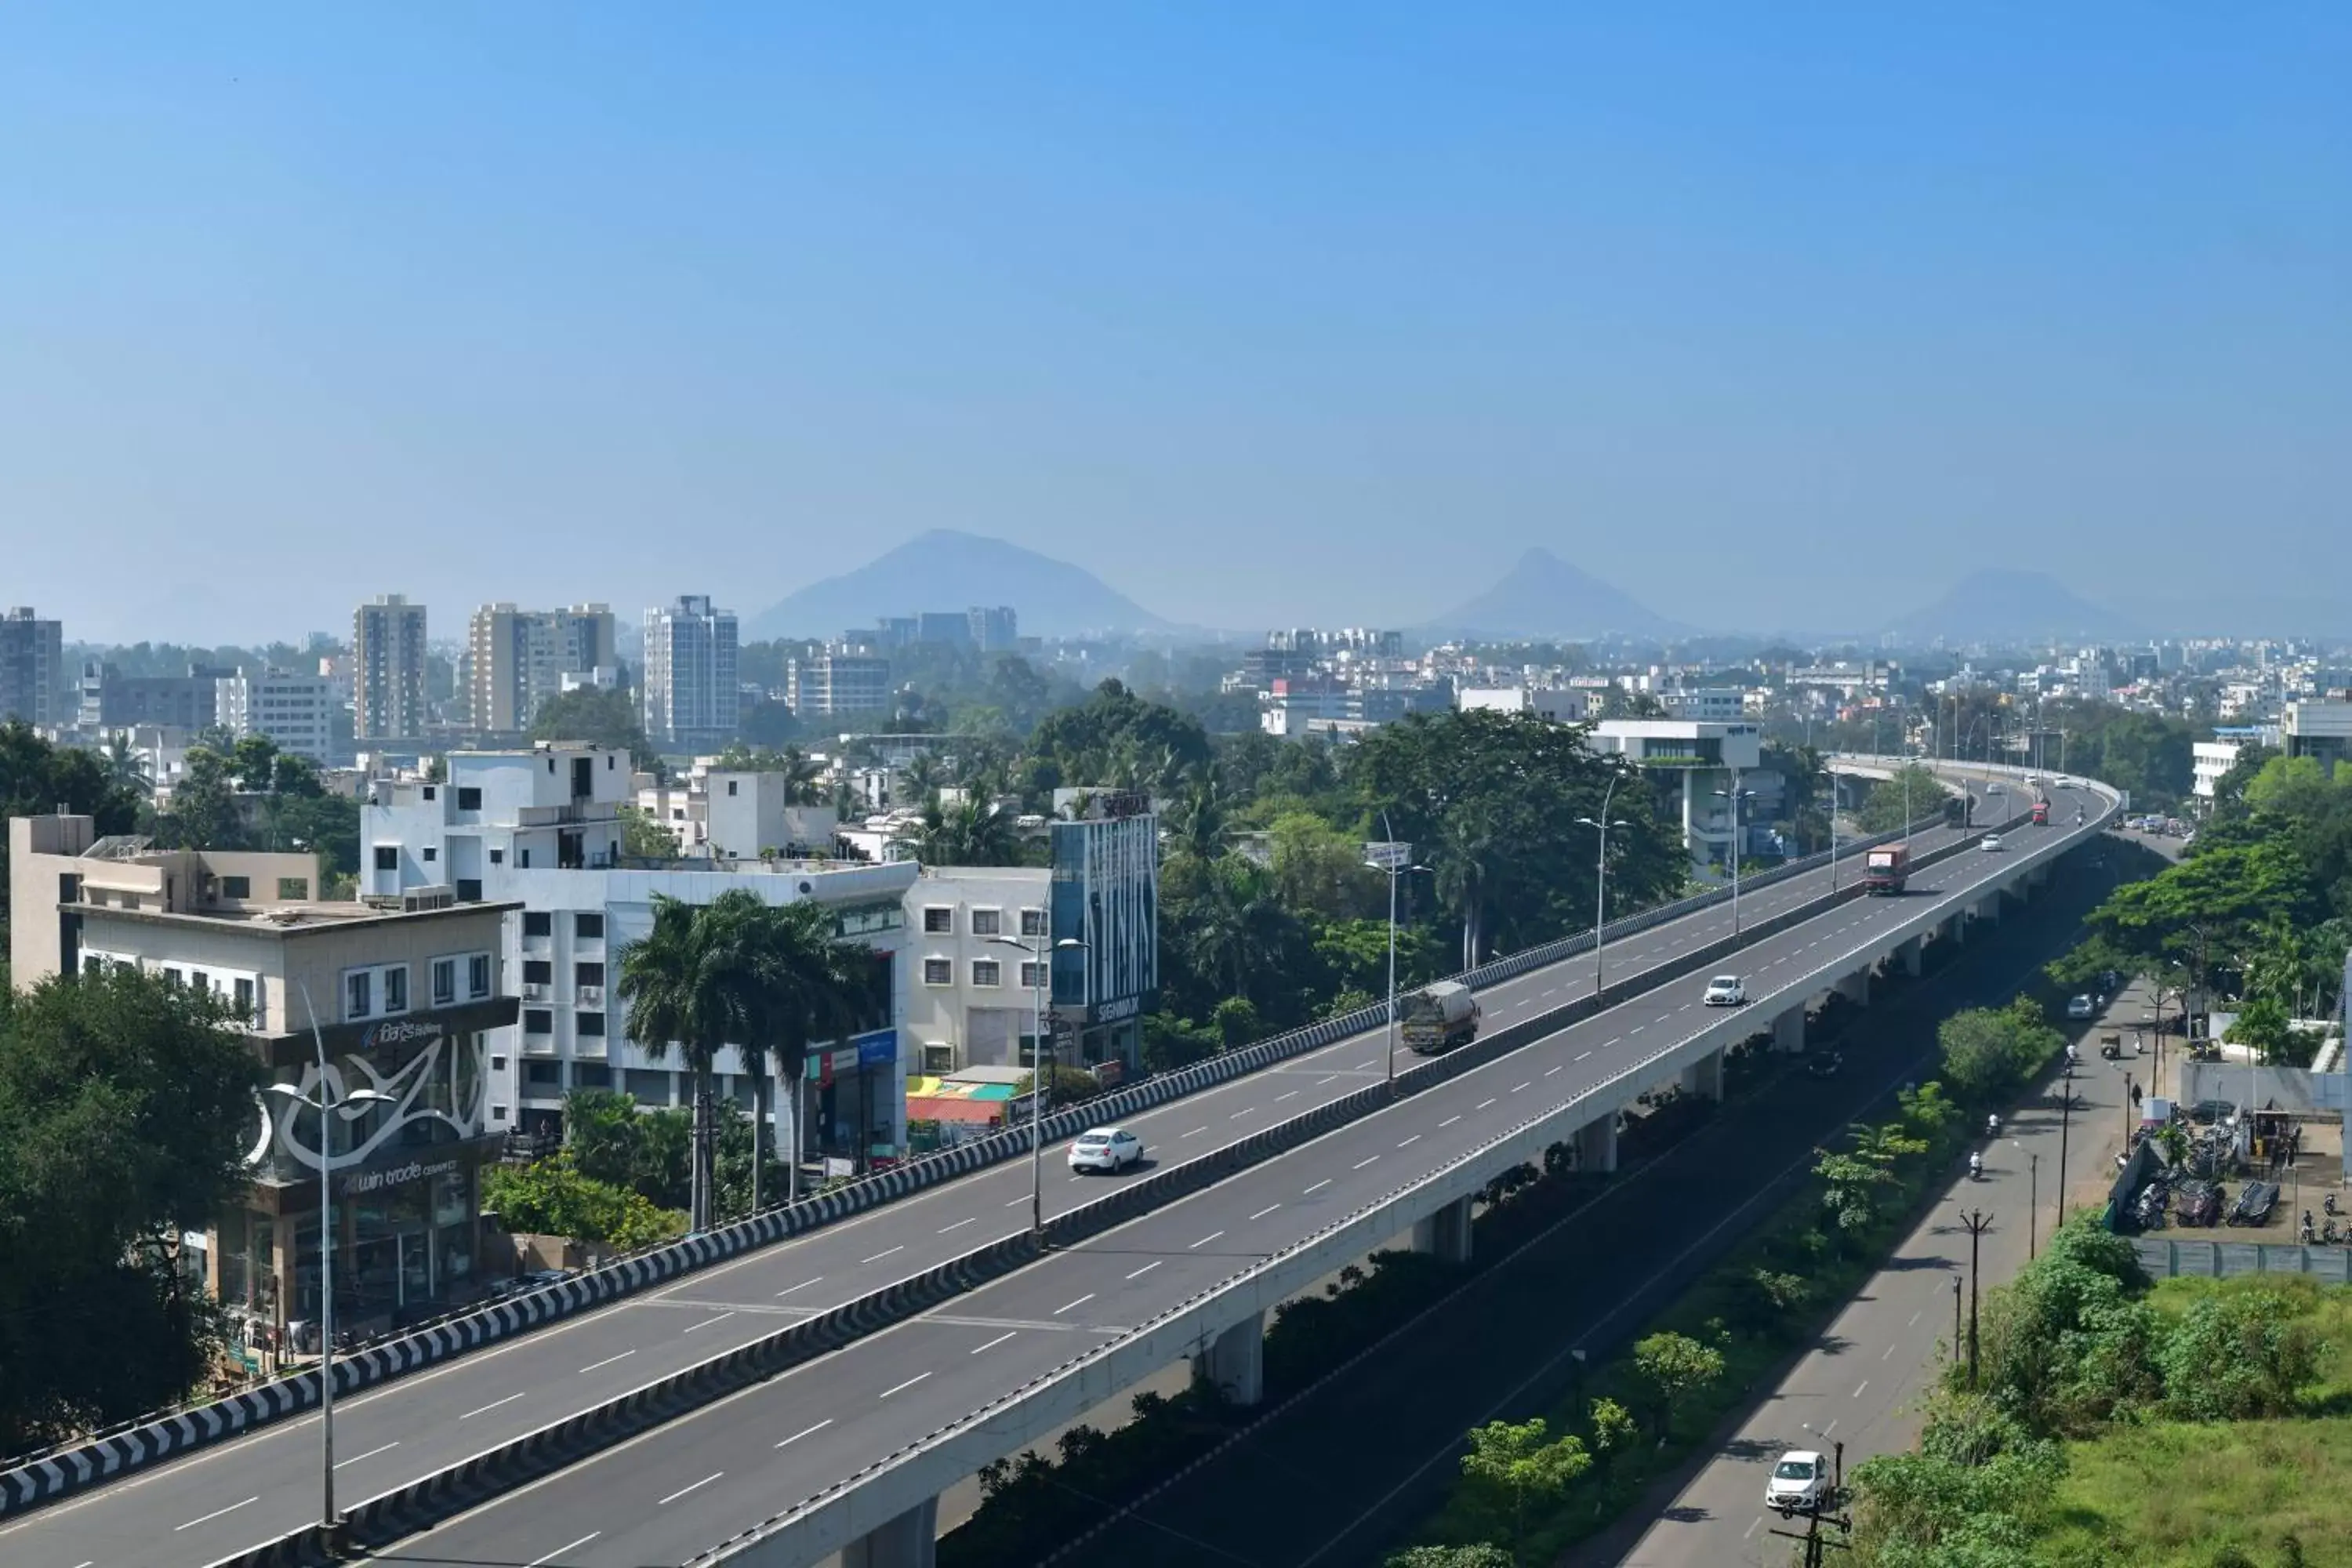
[4, 8, 2347, 642]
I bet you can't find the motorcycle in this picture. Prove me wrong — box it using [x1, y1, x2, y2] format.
[2326, 1219, 2343, 1247]
[1986, 1114, 2001, 1138]
[1969, 1152, 1983, 1181]
[2326, 1192, 2340, 1220]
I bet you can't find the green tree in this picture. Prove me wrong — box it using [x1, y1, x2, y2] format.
[0, 722, 144, 926]
[2156, 1287, 2326, 1421]
[1457, 1417, 1592, 1560]
[1267, 810, 1385, 920]
[0, 967, 263, 1452]
[616, 803, 682, 859]
[902, 793, 1026, 867]
[1854, 764, 1943, 833]
[480, 1152, 684, 1252]
[532, 686, 662, 774]
[1385, 1548, 1514, 1568]
[1630, 1330, 1725, 1438]
[1936, 1000, 2061, 1102]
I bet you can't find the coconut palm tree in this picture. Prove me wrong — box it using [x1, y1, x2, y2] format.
[617, 895, 735, 1230]
[903, 793, 1025, 868]
[1433, 800, 1504, 970]
[100, 731, 151, 795]
[733, 898, 871, 1204]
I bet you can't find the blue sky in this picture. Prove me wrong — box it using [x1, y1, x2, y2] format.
[2, 5, 2346, 643]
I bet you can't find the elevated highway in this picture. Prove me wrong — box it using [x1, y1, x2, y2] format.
[339, 773, 2111, 1568]
[0, 785, 2010, 1568]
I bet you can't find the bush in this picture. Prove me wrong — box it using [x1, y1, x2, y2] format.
[482, 1153, 686, 1252]
[1936, 999, 2063, 1102]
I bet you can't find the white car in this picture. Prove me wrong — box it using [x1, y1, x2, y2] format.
[1766, 1449, 1830, 1515]
[1703, 975, 1747, 1007]
[1068, 1127, 1144, 1174]
[2067, 994, 2097, 1020]
[1981, 833, 2005, 851]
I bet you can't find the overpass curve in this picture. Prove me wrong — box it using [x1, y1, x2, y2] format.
[345, 775, 2111, 1568]
[0, 784, 2007, 1568]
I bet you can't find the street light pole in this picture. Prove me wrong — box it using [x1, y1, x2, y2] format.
[2057, 1076, 2074, 1227]
[989, 934, 1088, 1236]
[1958, 1207, 1993, 1388]
[1715, 773, 1751, 936]
[2013, 1141, 2039, 1258]
[1363, 828, 1428, 1095]
[1576, 782, 1629, 1004]
[270, 984, 392, 1532]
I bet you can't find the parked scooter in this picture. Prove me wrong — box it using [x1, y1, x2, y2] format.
[2325, 1192, 2340, 1220]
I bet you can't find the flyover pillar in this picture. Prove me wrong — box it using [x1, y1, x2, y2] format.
[1772, 1006, 1806, 1054]
[1575, 1113, 1618, 1174]
[1898, 938, 1923, 978]
[842, 1497, 938, 1568]
[1940, 913, 1965, 948]
[1411, 1195, 1475, 1264]
[1197, 1311, 1265, 1406]
[1835, 969, 1870, 1007]
[1977, 892, 2003, 927]
[1679, 1047, 1725, 1102]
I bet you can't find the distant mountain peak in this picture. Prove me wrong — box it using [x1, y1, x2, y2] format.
[1881, 568, 2138, 644]
[1421, 548, 1682, 640]
[750, 531, 1171, 641]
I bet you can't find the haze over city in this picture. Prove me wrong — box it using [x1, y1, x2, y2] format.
[5, 5, 2347, 642]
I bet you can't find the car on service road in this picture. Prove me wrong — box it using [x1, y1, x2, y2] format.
[1766, 1450, 1830, 1515]
[2067, 994, 2096, 1020]
[1703, 975, 1747, 1007]
[1069, 1127, 1145, 1174]
[1981, 833, 2005, 851]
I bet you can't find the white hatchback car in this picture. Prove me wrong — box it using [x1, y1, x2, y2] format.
[1981, 833, 2005, 851]
[1766, 1449, 1830, 1515]
[1068, 1127, 1144, 1174]
[1703, 975, 1747, 1007]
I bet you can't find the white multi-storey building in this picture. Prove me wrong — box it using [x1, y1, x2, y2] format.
[363, 746, 916, 1163]
[216, 668, 336, 764]
[785, 653, 892, 719]
[642, 596, 739, 750]
[1457, 686, 1590, 723]
[1588, 719, 1765, 873]
[902, 865, 1054, 1075]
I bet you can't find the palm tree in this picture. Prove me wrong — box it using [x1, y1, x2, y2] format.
[778, 746, 827, 806]
[731, 898, 870, 1204]
[903, 794, 1025, 868]
[1433, 800, 1503, 970]
[617, 895, 735, 1230]
[100, 731, 151, 795]
[1169, 765, 1225, 864]
[899, 752, 946, 807]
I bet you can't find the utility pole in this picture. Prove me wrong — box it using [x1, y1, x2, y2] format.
[2013, 1142, 2040, 1259]
[1951, 1276, 1962, 1368]
[1958, 1208, 1994, 1388]
[2056, 1077, 2074, 1227]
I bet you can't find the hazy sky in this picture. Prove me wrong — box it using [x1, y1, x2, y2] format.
[4, 5, 2347, 645]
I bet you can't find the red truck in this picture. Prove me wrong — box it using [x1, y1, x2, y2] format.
[1863, 843, 1911, 895]
[2031, 800, 2050, 826]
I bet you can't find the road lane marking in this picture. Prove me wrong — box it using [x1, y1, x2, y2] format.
[880, 1372, 935, 1398]
[1476, 1098, 1497, 1110]
[774, 1278, 824, 1298]
[1853, 1380, 1869, 1398]
[1882, 1344, 1896, 1360]
[777, 1419, 834, 1447]
[1356, 1060, 1376, 1069]
[1231, 1107, 1257, 1120]
[1544, 1066, 1562, 1077]
[659, 1470, 724, 1505]
[1304, 1178, 1332, 1195]
[1007, 1196, 1031, 1207]
[971, 1330, 1019, 1354]
[1440, 1116, 1461, 1127]
[333, 1440, 400, 1469]
[1908, 1310, 1922, 1327]
[1052, 1294, 1096, 1316]
[1275, 1091, 1300, 1102]
[681, 1312, 738, 1334]
[525, 1533, 601, 1566]
[1602, 1037, 1619, 1047]
[1574, 1051, 1592, 1062]
[1744, 1519, 1761, 1541]
[860, 1246, 906, 1265]
[1250, 1203, 1283, 1220]
[1316, 1075, 1338, 1085]
[1190, 1231, 1224, 1248]
[579, 1350, 637, 1374]
[1183, 1126, 1207, 1138]
[176, 1497, 260, 1530]
[1630, 1026, 1644, 1035]
[1398, 1134, 1421, 1148]
[1127, 1261, 1162, 1280]
[1510, 1081, 1530, 1094]
[459, 1392, 527, 1419]
[1353, 1156, 1381, 1170]
[939, 1217, 976, 1233]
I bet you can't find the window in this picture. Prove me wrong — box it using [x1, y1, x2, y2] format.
[383, 965, 408, 1014]
[573, 1061, 610, 1085]
[489, 848, 504, 865]
[923, 957, 953, 985]
[221, 875, 251, 899]
[575, 913, 604, 940]
[456, 879, 483, 902]
[491, 1054, 508, 1072]
[347, 969, 373, 1020]
[970, 908, 1001, 936]
[524, 1062, 561, 1086]
[457, 786, 481, 811]
[234, 977, 255, 1022]
[189, 969, 208, 993]
[517, 849, 531, 869]
[726, 779, 739, 796]
[468, 953, 492, 999]
[1020, 961, 1044, 989]
[923, 906, 952, 935]
[577, 1011, 606, 1037]
[1020, 908, 1046, 937]
[575, 962, 604, 987]
[431, 958, 456, 1006]
[492, 1105, 509, 1122]
[422, 785, 436, 801]
[162, 966, 183, 987]
[524, 1008, 552, 1034]
[523, 911, 552, 937]
[971, 959, 1001, 987]
[422, 846, 437, 862]
[374, 845, 398, 871]
[523, 960, 552, 985]
[278, 877, 309, 900]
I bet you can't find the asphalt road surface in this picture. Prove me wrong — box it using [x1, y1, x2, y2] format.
[325, 789, 2096, 1568]
[1030, 829, 2121, 1568]
[0, 797, 2017, 1568]
[1610, 971, 2139, 1568]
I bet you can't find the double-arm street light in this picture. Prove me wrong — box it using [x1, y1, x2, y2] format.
[269, 983, 394, 1530]
[1576, 780, 1631, 1002]
[987, 933, 1090, 1236]
[1363, 831, 1432, 1092]
[1714, 775, 1755, 935]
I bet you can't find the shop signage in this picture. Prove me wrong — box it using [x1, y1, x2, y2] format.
[338, 1156, 459, 1198]
[361, 1017, 445, 1051]
[854, 1029, 898, 1070]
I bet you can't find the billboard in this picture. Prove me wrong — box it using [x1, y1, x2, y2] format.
[1050, 813, 1159, 1025]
